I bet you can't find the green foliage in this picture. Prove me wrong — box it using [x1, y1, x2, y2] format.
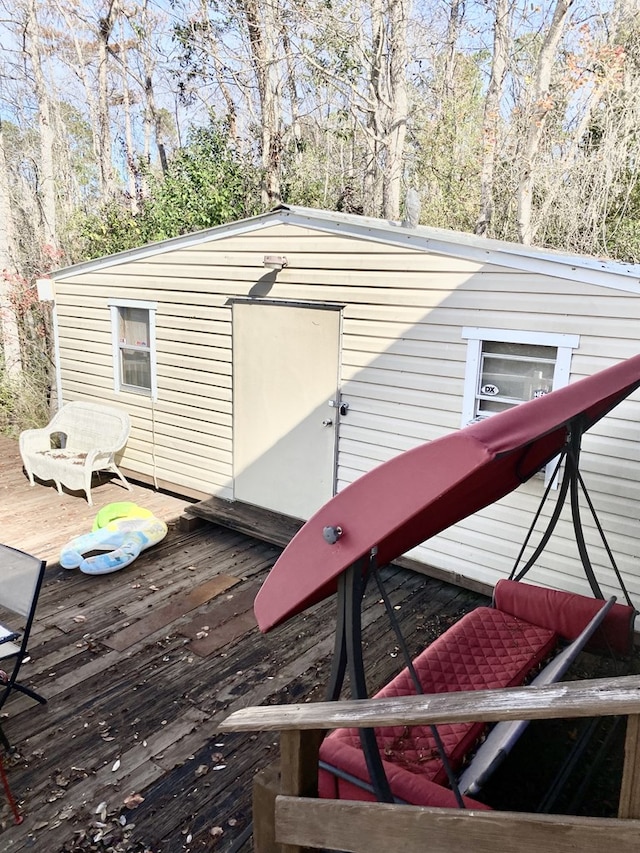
[605, 176, 640, 263]
[408, 54, 485, 232]
[141, 125, 259, 243]
[0, 279, 53, 436]
[68, 124, 261, 263]
[0, 368, 51, 437]
[604, 217, 640, 264]
[67, 203, 146, 261]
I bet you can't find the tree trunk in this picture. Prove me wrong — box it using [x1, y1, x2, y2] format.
[240, 0, 282, 208]
[118, 18, 139, 212]
[365, 0, 385, 216]
[517, 0, 574, 244]
[346, 0, 409, 219]
[97, 0, 119, 200]
[26, 0, 57, 250]
[139, 1, 168, 175]
[0, 121, 22, 379]
[382, 0, 408, 221]
[441, 0, 464, 108]
[475, 0, 513, 236]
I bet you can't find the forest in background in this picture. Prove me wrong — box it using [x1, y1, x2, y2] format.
[1, 0, 640, 431]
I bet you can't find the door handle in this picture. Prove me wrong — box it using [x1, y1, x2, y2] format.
[329, 400, 349, 416]
[322, 419, 333, 427]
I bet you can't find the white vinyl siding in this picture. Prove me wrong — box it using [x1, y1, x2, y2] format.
[52, 218, 640, 606]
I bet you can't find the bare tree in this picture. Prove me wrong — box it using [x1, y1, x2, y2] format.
[97, 0, 119, 200]
[533, 0, 631, 247]
[117, 15, 139, 212]
[441, 0, 465, 108]
[381, 0, 409, 219]
[238, 0, 283, 207]
[516, 0, 574, 244]
[138, 0, 169, 175]
[475, 0, 514, 236]
[0, 119, 22, 379]
[24, 0, 58, 250]
[303, 0, 410, 219]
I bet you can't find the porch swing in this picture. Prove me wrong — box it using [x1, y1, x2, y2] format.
[250, 354, 640, 813]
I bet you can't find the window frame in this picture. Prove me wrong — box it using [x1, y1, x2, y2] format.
[462, 328, 579, 486]
[109, 298, 158, 400]
[461, 328, 580, 427]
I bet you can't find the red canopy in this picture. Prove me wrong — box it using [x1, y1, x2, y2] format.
[254, 354, 640, 632]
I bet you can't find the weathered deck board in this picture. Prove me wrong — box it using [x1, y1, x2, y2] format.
[104, 575, 240, 651]
[186, 496, 304, 549]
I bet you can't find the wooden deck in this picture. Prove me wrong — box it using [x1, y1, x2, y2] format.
[0, 435, 191, 564]
[0, 437, 485, 850]
[0, 436, 635, 851]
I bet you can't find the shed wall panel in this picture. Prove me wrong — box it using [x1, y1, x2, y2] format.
[53, 221, 640, 600]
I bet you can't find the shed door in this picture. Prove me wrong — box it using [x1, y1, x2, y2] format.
[233, 302, 341, 519]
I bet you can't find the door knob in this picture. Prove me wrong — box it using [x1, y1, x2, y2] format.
[322, 419, 333, 427]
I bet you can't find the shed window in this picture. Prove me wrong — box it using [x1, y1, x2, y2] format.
[109, 299, 157, 399]
[461, 329, 579, 427]
[475, 341, 556, 418]
[462, 329, 579, 484]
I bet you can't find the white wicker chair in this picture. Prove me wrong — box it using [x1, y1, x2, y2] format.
[19, 401, 132, 506]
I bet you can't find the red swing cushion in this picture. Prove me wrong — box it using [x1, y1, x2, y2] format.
[319, 606, 558, 805]
[494, 580, 636, 656]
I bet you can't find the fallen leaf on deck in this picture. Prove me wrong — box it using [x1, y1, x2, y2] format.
[195, 764, 209, 777]
[210, 826, 224, 839]
[46, 788, 66, 802]
[112, 759, 121, 772]
[123, 792, 144, 809]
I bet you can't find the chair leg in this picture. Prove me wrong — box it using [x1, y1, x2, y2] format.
[0, 666, 46, 711]
[9, 682, 47, 706]
[0, 752, 23, 824]
[110, 464, 133, 492]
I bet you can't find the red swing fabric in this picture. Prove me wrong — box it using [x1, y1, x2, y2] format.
[318, 606, 557, 806]
[494, 580, 635, 656]
[255, 354, 640, 634]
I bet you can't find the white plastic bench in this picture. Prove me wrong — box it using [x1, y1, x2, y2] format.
[19, 401, 132, 506]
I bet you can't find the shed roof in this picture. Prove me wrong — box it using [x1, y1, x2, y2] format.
[51, 204, 640, 293]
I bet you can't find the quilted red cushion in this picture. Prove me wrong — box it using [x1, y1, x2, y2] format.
[494, 580, 635, 656]
[319, 735, 492, 809]
[319, 606, 558, 801]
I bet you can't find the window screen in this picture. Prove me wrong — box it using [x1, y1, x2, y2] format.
[476, 341, 556, 419]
